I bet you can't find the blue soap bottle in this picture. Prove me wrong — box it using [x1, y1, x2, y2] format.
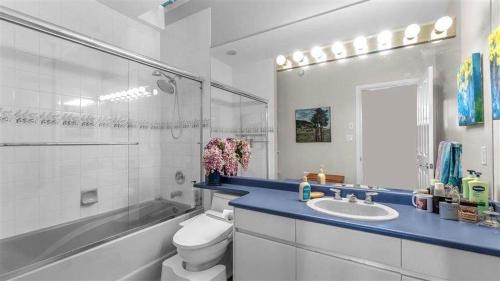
[299, 173, 311, 201]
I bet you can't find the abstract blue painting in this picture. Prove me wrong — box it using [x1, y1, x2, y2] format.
[490, 27, 500, 119]
[457, 52, 484, 126]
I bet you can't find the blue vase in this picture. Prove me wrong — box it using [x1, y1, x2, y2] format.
[206, 171, 221, 186]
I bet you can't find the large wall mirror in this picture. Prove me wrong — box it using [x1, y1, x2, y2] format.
[210, 0, 498, 201]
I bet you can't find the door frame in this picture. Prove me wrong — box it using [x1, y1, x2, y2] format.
[355, 78, 419, 184]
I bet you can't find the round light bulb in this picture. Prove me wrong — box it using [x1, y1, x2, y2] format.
[434, 16, 452, 33]
[353, 36, 367, 53]
[404, 24, 421, 40]
[331, 42, 345, 57]
[275, 55, 287, 66]
[310, 46, 324, 59]
[377, 30, 392, 47]
[292, 51, 304, 63]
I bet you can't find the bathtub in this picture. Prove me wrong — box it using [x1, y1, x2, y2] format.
[0, 199, 200, 281]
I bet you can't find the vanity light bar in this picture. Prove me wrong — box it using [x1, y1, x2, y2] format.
[275, 17, 456, 71]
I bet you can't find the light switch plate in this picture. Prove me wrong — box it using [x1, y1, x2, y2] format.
[481, 146, 487, 166]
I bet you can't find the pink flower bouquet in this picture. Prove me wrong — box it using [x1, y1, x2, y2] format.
[203, 138, 251, 181]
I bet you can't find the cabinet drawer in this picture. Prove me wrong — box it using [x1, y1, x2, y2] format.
[234, 208, 295, 242]
[235, 232, 296, 281]
[402, 240, 500, 281]
[296, 220, 401, 268]
[297, 248, 401, 281]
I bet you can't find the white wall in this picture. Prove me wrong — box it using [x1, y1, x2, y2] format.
[161, 8, 212, 208]
[439, 0, 493, 195]
[211, 57, 233, 85]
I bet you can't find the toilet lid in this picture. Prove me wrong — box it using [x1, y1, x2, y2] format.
[173, 214, 233, 250]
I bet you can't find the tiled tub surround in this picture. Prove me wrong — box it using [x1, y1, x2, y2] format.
[194, 177, 500, 258]
[0, 18, 203, 238]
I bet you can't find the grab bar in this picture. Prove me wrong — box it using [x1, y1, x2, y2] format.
[0, 142, 139, 147]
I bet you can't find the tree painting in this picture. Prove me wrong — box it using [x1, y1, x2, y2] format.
[295, 107, 332, 143]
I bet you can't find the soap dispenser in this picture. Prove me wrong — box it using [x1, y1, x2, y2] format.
[317, 166, 326, 185]
[461, 169, 476, 199]
[299, 173, 311, 202]
[468, 172, 489, 214]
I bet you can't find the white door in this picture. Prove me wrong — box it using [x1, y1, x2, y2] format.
[416, 66, 435, 189]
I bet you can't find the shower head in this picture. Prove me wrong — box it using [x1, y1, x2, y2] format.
[152, 70, 176, 94]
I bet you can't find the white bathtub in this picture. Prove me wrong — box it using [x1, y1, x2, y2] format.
[9, 212, 195, 281]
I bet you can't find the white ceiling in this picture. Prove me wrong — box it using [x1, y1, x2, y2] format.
[164, 0, 366, 47]
[207, 0, 453, 65]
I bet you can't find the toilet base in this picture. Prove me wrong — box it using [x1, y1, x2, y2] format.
[161, 254, 226, 281]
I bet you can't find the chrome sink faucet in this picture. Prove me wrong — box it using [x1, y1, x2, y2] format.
[330, 188, 342, 200]
[364, 192, 378, 204]
[347, 194, 357, 203]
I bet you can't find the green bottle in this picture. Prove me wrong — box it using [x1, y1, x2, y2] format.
[468, 172, 489, 214]
[461, 169, 476, 199]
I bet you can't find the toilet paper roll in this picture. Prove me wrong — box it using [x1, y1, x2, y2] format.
[222, 209, 234, 221]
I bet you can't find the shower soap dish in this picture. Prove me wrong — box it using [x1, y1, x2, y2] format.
[81, 189, 98, 206]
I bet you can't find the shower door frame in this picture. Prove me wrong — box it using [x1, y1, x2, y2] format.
[210, 81, 270, 179]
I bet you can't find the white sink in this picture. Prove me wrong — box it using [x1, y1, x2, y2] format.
[306, 198, 399, 221]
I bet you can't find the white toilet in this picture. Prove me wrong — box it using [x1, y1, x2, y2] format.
[161, 192, 239, 281]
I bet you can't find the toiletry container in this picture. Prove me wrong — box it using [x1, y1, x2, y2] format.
[458, 200, 480, 223]
[461, 170, 476, 199]
[299, 174, 311, 202]
[439, 199, 459, 220]
[433, 182, 445, 197]
[468, 172, 489, 214]
[317, 166, 326, 185]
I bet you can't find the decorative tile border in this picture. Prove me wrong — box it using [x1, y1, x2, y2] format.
[0, 107, 209, 130]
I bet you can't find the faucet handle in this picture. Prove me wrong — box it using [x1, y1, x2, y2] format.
[364, 192, 378, 204]
[330, 188, 342, 200]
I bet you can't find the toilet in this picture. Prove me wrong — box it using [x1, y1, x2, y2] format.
[161, 192, 239, 281]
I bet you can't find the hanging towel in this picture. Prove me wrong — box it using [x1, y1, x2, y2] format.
[435, 141, 462, 187]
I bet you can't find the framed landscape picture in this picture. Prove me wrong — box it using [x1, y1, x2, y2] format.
[295, 107, 331, 143]
[457, 52, 484, 126]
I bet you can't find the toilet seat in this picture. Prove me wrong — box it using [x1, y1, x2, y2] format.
[173, 213, 233, 250]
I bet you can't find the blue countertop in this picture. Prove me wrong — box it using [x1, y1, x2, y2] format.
[195, 177, 500, 258]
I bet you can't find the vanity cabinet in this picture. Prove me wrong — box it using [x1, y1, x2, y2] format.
[233, 208, 500, 281]
[234, 232, 296, 281]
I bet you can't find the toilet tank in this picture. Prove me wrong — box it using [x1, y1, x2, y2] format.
[210, 192, 240, 212]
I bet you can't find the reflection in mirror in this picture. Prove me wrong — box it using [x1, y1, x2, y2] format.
[211, 0, 495, 199]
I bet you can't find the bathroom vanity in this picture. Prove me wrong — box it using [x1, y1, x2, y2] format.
[195, 177, 500, 281]
[234, 208, 500, 281]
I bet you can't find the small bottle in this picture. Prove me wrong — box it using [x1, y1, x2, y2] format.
[461, 169, 476, 199]
[317, 166, 326, 185]
[299, 173, 311, 202]
[468, 172, 489, 214]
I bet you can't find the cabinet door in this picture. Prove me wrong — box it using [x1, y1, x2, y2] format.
[402, 240, 500, 281]
[297, 248, 401, 281]
[234, 232, 296, 281]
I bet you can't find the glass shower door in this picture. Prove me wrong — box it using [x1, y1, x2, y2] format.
[210, 85, 269, 178]
[239, 97, 268, 178]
